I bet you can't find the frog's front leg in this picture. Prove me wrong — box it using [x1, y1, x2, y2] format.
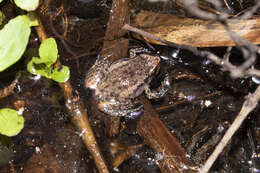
[144, 74, 171, 99]
[129, 47, 151, 58]
[98, 98, 143, 118]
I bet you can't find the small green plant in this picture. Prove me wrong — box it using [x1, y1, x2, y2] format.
[27, 38, 70, 83]
[0, 0, 69, 139]
[0, 0, 41, 139]
[0, 108, 24, 136]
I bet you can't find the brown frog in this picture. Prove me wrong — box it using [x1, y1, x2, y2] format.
[85, 54, 170, 118]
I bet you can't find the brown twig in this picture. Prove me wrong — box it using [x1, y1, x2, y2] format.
[137, 96, 197, 173]
[35, 13, 109, 173]
[123, 24, 260, 78]
[112, 144, 143, 169]
[0, 73, 21, 99]
[122, 24, 199, 54]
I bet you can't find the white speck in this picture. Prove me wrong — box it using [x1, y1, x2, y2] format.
[217, 125, 224, 132]
[155, 152, 163, 161]
[110, 98, 117, 104]
[171, 49, 180, 58]
[113, 167, 119, 172]
[248, 160, 253, 165]
[16, 85, 21, 92]
[204, 100, 212, 107]
[203, 59, 212, 65]
[18, 107, 24, 115]
[33, 37, 38, 42]
[35, 146, 41, 154]
[165, 79, 170, 86]
[252, 76, 260, 84]
[75, 109, 81, 115]
[134, 154, 140, 159]
[33, 74, 41, 81]
[160, 55, 169, 60]
[78, 129, 86, 137]
[181, 164, 188, 169]
[186, 154, 191, 158]
[185, 95, 196, 101]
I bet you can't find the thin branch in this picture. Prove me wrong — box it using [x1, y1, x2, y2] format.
[35, 13, 110, 173]
[199, 85, 260, 173]
[240, 0, 260, 19]
[0, 73, 21, 99]
[122, 24, 260, 78]
[181, 0, 228, 21]
[122, 24, 199, 55]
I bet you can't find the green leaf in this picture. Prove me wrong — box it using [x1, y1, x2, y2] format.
[27, 57, 38, 74]
[0, 15, 31, 72]
[27, 59, 52, 78]
[31, 56, 47, 64]
[51, 66, 70, 82]
[39, 38, 58, 67]
[14, 0, 39, 11]
[27, 38, 70, 83]
[0, 108, 24, 137]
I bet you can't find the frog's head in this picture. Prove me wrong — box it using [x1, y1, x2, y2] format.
[85, 59, 109, 89]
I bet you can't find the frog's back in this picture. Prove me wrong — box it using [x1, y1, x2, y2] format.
[97, 54, 160, 98]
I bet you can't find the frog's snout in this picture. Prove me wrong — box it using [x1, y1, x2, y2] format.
[85, 75, 100, 89]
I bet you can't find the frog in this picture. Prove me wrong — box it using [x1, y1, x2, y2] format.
[85, 53, 170, 118]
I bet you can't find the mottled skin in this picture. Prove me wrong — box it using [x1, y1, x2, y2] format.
[85, 54, 170, 117]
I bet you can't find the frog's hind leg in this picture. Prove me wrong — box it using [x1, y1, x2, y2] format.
[144, 74, 171, 99]
[98, 98, 143, 118]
